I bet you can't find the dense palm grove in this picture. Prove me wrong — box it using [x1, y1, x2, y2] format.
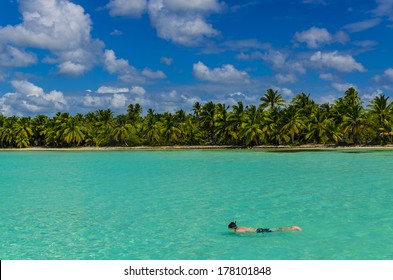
[1, 87, 393, 148]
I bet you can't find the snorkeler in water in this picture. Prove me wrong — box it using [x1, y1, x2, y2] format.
[228, 221, 301, 233]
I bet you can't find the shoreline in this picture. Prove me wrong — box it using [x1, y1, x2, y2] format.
[2, 144, 393, 151]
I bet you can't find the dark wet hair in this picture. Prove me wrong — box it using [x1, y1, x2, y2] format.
[228, 221, 237, 229]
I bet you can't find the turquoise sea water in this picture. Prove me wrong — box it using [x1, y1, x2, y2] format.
[1, 150, 393, 260]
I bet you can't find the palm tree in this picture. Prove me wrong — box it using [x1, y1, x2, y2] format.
[214, 103, 230, 144]
[0, 116, 18, 147]
[0, 114, 5, 147]
[260, 88, 286, 110]
[305, 108, 331, 144]
[240, 105, 264, 145]
[291, 92, 312, 108]
[367, 94, 392, 144]
[127, 103, 142, 124]
[280, 105, 305, 144]
[44, 119, 59, 147]
[199, 101, 216, 143]
[192, 102, 202, 118]
[90, 109, 115, 146]
[59, 114, 87, 146]
[379, 119, 393, 143]
[326, 120, 343, 144]
[333, 87, 362, 124]
[341, 105, 367, 144]
[214, 103, 228, 119]
[225, 101, 246, 144]
[112, 114, 136, 146]
[290, 92, 316, 118]
[343, 87, 361, 106]
[262, 107, 281, 145]
[319, 103, 333, 116]
[369, 94, 391, 123]
[161, 113, 181, 145]
[13, 117, 33, 148]
[31, 115, 50, 146]
[183, 116, 202, 145]
[142, 122, 162, 145]
[173, 109, 189, 144]
[140, 109, 162, 145]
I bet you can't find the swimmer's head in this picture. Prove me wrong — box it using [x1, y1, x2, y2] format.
[228, 221, 237, 229]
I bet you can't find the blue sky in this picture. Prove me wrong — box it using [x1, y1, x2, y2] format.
[1, 0, 393, 116]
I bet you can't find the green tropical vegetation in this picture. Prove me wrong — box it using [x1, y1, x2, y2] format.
[1, 87, 393, 148]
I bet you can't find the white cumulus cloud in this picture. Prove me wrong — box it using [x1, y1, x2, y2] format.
[57, 61, 88, 77]
[142, 68, 166, 79]
[310, 51, 366, 72]
[0, 0, 103, 76]
[102, 50, 166, 83]
[110, 93, 128, 108]
[362, 89, 382, 103]
[384, 68, 393, 80]
[81, 88, 148, 111]
[130, 86, 146, 95]
[320, 73, 334, 81]
[106, 0, 224, 46]
[294, 27, 349, 48]
[147, 0, 221, 46]
[163, 0, 223, 12]
[193, 61, 249, 83]
[263, 51, 306, 74]
[374, 68, 393, 83]
[294, 27, 332, 48]
[103, 49, 145, 83]
[83, 94, 105, 107]
[275, 73, 297, 84]
[0, 80, 67, 116]
[160, 56, 174, 65]
[262, 50, 306, 83]
[96, 86, 130, 94]
[0, 45, 37, 67]
[332, 82, 357, 92]
[107, 0, 148, 18]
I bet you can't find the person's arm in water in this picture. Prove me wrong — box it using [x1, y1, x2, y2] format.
[269, 225, 302, 232]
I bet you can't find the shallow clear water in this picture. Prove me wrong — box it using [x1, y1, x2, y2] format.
[1, 150, 393, 260]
